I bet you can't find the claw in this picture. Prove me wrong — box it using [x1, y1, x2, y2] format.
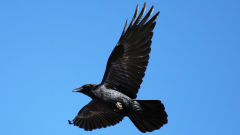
[68, 120, 73, 125]
[116, 102, 123, 110]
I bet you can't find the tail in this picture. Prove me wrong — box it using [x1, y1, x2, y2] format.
[128, 100, 168, 133]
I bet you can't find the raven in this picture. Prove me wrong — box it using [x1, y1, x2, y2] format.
[69, 3, 168, 133]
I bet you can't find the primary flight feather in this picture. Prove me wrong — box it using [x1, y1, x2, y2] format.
[69, 3, 168, 133]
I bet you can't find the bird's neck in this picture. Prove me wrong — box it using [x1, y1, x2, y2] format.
[83, 84, 98, 98]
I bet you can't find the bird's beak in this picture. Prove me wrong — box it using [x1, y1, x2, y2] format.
[72, 87, 82, 92]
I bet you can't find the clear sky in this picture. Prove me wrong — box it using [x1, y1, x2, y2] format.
[1, 0, 240, 135]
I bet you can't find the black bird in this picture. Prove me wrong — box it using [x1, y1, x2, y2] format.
[69, 3, 168, 133]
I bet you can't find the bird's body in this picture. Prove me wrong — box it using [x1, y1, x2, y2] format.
[70, 3, 168, 133]
[86, 84, 141, 112]
[94, 85, 133, 107]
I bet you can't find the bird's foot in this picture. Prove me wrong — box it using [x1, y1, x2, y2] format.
[116, 102, 123, 110]
[114, 102, 123, 112]
[68, 120, 73, 125]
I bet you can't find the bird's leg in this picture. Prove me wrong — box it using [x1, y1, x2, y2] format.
[114, 102, 123, 112]
[132, 101, 142, 111]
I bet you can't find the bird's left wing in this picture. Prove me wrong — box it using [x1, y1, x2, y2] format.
[101, 3, 160, 99]
[72, 99, 124, 131]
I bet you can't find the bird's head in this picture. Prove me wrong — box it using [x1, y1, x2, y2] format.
[72, 84, 96, 95]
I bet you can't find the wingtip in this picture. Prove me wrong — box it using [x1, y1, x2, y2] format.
[150, 5, 154, 12]
[136, 4, 139, 12]
[129, 4, 139, 27]
[120, 19, 128, 37]
[142, 3, 147, 15]
[143, 2, 146, 9]
[156, 11, 160, 17]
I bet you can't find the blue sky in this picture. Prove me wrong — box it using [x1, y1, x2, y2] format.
[1, 0, 240, 135]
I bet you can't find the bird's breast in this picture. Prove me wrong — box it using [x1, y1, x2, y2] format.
[93, 85, 132, 107]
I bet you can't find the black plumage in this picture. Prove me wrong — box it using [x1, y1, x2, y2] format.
[69, 3, 168, 133]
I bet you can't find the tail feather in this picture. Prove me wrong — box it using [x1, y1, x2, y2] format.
[128, 100, 168, 133]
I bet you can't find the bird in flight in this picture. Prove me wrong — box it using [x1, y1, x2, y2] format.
[69, 3, 168, 133]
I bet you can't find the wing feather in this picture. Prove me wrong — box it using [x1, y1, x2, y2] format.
[101, 3, 160, 99]
[72, 100, 124, 131]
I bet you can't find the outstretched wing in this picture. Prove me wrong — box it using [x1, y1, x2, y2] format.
[101, 3, 160, 99]
[72, 99, 124, 131]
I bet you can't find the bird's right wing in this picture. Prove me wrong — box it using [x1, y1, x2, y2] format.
[72, 99, 124, 131]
